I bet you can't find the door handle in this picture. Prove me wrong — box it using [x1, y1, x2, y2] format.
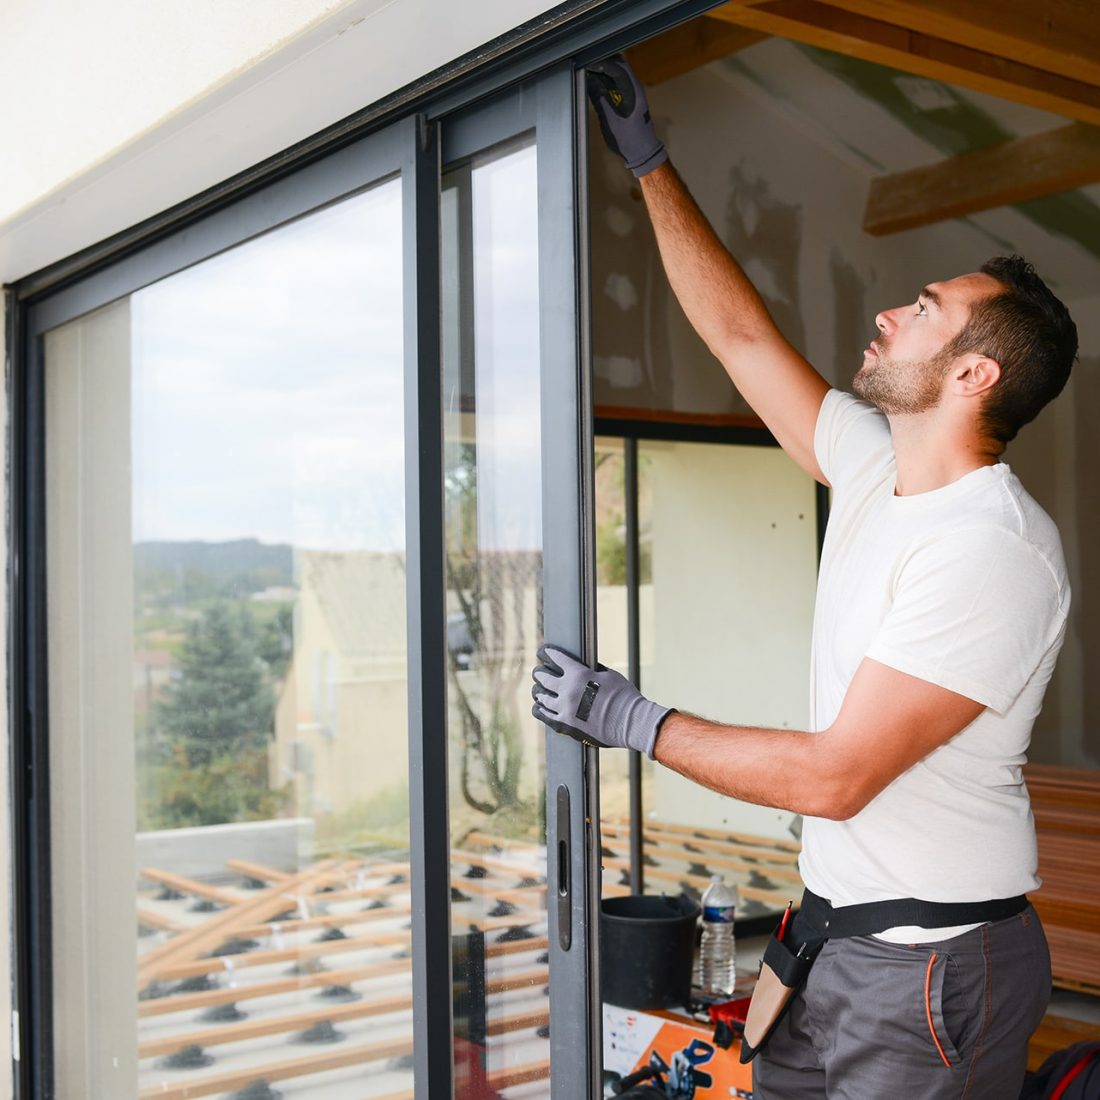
[556, 783, 571, 951]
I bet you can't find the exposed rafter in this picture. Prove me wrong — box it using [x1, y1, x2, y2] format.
[626, 16, 767, 86]
[819, 0, 1100, 89]
[710, 0, 1100, 126]
[863, 122, 1100, 234]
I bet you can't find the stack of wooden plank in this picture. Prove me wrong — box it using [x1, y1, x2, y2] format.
[133, 820, 805, 1097]
[599, 818, 801, 918]
[1026, 764, 1100, 994]
[137, 849, 552, 1099]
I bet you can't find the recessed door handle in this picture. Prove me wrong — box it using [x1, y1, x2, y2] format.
[556, 783, 571, 951]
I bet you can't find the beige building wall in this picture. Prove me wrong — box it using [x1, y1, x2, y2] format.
[274, 552, 553, 844]
[274, 552, 410, 824]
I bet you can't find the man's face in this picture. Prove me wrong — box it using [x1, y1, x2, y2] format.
[853, 273, 1002, 415]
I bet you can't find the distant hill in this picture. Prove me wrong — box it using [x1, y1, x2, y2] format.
[135, 539, 295, 604]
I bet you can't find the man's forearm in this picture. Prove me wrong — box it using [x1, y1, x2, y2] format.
[637, 162, 830, 482]
[653, 711, 855, 820]
[639, 162, 778, 353]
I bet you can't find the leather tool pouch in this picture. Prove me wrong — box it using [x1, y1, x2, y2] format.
[738, 930, 819, 1064]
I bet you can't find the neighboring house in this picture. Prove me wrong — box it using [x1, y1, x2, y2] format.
[274, 550, 409, 818]
[274, 548, 549, 832]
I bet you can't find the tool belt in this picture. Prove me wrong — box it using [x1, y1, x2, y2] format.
[739, 888, 1029, 1064]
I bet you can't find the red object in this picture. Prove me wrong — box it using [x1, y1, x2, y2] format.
[709, 996, 753, 1027]
[777, 900, 793, 942]
[454, 1036, 496, 1099]
[1051, 1049, 1100, 1100]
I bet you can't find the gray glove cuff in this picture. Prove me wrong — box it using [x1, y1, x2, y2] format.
[627, 142, 669, 179]
[621, 697, 675, 758]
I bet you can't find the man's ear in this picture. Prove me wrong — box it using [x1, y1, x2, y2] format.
[950, 353, 1001, 398]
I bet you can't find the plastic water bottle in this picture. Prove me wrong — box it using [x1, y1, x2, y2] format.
[696, 875, 737, 997]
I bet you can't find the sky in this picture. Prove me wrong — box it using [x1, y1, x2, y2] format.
[128, 140, 542, 554]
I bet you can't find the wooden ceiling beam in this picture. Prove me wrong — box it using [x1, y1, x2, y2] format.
[710, 0, 1100, 126]
[626, 15, 767, 86]
[863, 122, 1100, 235]
[819, 0, 1100, 90]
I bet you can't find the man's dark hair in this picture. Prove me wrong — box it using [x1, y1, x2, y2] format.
[945, 255, 1077, 448]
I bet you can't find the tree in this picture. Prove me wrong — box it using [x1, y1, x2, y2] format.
[256, 603, 295, 681]
[150, 742, 287, 828]
[158, 601, 275, 766]
[445, 441, 530, 817]
[148, 601, 289, 828]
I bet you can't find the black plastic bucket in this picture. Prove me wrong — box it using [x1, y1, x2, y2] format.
[600, 893, 700, 1009]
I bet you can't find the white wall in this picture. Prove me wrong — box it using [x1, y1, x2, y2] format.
[645, 443, 818, 841]
[0, 0, 565, 283]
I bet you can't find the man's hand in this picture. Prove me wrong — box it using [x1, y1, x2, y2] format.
[531, 644, 674, 758]
[587, 55, 668, 177]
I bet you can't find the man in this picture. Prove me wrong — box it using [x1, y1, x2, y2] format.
[531, 57, 1077, 1098]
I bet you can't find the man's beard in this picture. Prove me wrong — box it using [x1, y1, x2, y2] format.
[853, 342, 952, 415]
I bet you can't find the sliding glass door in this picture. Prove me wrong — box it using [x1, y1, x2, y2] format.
[38, 134, 421, 1100]
[18, 65, 594, 1100]
[439, 69, 596, 1100]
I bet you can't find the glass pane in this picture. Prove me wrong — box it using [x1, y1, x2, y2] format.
[593, 437, 656, 901]
[46, 177, 415, 1099]
[635, 440, 815, 920]
[442, 136, 550, 1098]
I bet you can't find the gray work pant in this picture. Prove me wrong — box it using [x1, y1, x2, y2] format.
[754, 906, 1051, 1099]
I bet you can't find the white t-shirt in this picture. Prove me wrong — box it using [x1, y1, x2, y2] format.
[800, 389, 1070, 943]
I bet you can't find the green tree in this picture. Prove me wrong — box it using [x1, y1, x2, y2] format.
[257, 603, 295, 681]
[149, 743, 288, 828]
[158, 601, 275, 767]
[445, 440, 528, 817]
[146, 601, 289, 829]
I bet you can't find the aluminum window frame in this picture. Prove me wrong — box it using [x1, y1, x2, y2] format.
[441, 66, 597, 1097]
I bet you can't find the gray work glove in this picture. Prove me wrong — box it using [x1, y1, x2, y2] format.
[587, 55, 668, 177]
[531, 644, 674, 758]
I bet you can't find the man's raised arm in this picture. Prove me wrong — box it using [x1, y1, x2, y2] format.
[589, 56, 831, 484]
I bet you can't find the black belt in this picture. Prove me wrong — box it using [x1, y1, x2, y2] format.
[796, 888, 1030, 941]
[736, 889, 1030, 1065]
